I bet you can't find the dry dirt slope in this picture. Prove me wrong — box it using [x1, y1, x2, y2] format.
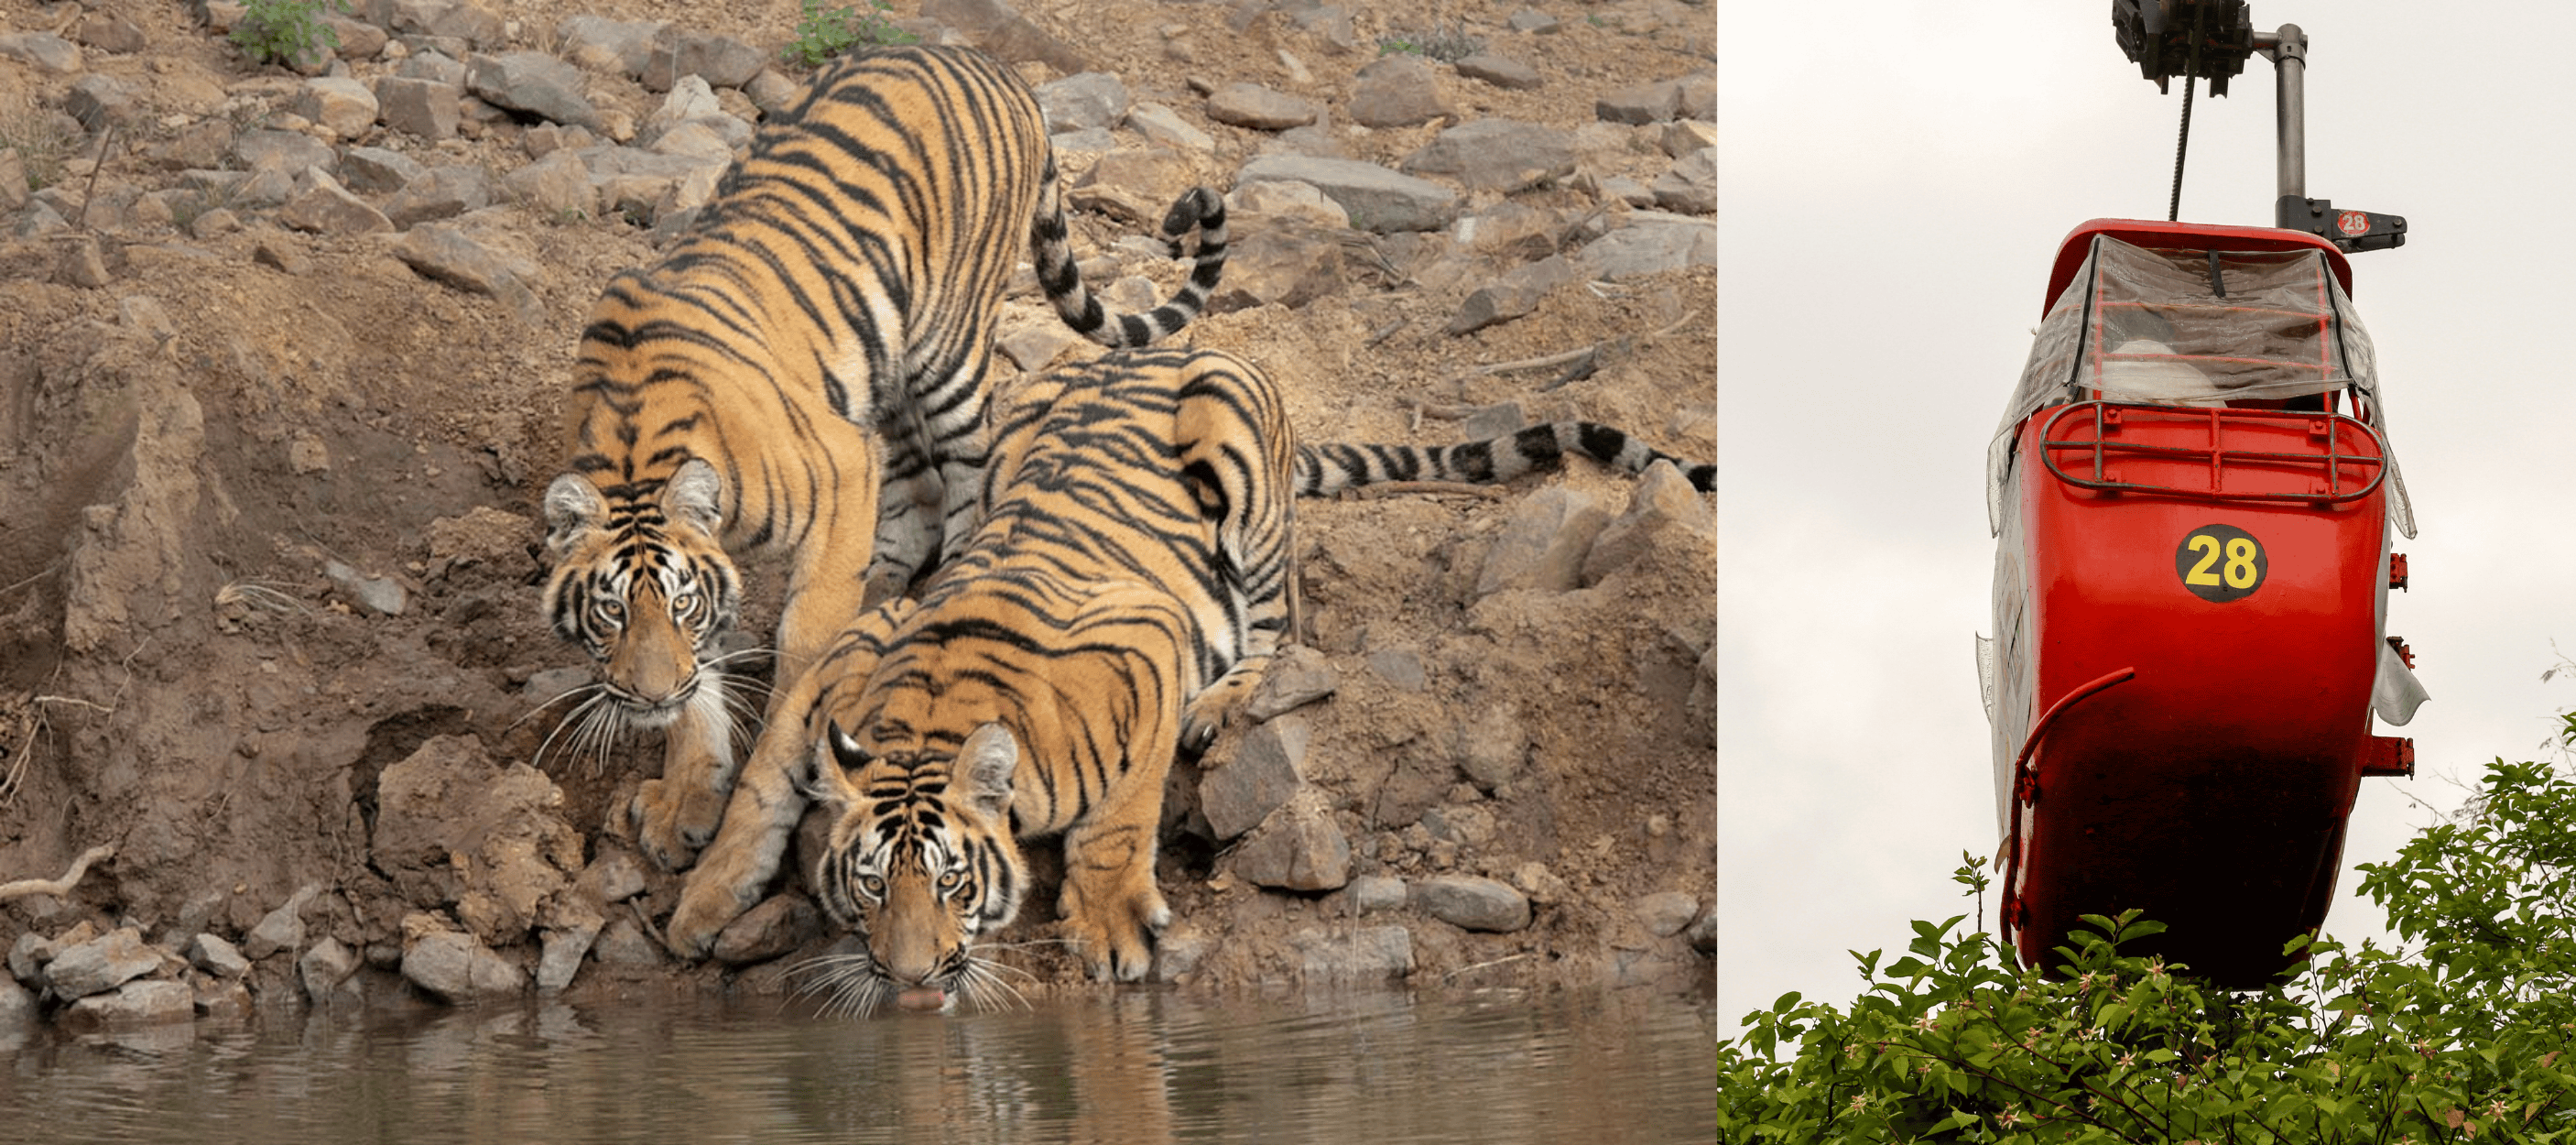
[0, 0, 1712, 1020]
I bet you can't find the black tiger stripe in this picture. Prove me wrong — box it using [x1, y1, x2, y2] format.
[1292, 420, 1716, 496]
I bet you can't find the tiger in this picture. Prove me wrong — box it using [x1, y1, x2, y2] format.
[537, 45, 1228, 874]
[661, 346, 1719, 1007]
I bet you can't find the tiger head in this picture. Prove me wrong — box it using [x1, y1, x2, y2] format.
[539, 458, 743, 728]
[804, 719, 1028, 1011]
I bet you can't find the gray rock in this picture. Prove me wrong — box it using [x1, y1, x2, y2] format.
[557, 15, 662, 79]
[233, 129, 337, 177]
[1347, 54, 1449, 129]
[711, 893, 821, 965]
[298, 77, 379, 140]
[1245, 645, 1338, 722]
[1677, 70, 1715, 121]
[322, 15, 389, 60]
[298, 936, 361, 1001]
[1478, 485, 1611, 594]
[745, 70, 801, 116]
[1150, 923, 1212, 984]
[147, 120, 234, 173]
[15, 199, 68, 238]
[1636, 891, 1701, 938]
[0, 975, 33, 1026]
[1229, 796, 1352, 891]
[1037, 71, 1130, 134]
[321, 557, 406, 612]
[996, 319, 1079, 372]
[375, 76, 462, 141]
[1420, 804, 1495, 849]
[242, 883, 324, 960]
[1208, 218, 1349, 312]
[255, 234, 315, 277]
[342, 146, 428, 193]
[1049, 128, 1118, 179]
[1507, 8, 1561, 34]
[641, 27, 765, 93]
[647, 121, 734, 164]
[1687, 906, 1715, 955]
[591, 917, 666, 966]
[1461, 402, 1525, 442]
[1236, 155, 1457, 234]
[1512, 860, 1570, 904]
[1452, 202, 1561, 263]
[1595, 173, 1657, 209]
[1206, 82, 1321, 131]
[522, 123, 595, 158]
[1450, 254, 1574, 336]
[1455, 53, 1541, 91]
[188, 933, 252, 979]
[1125, 102, 1212, 152]
[920, 0, 1090, 76]
[402, 929, 524, 1002]
[468, 51, 599, 129]
[386, 0, 503, 48]
[192, 975, 254, 1020]
[395, 224, 545, 323]
[44, 928, 162, 999]
[58, 234, 110, 289]
[190, 206, 244, 239]
[505, 148, 596, 219]
[1201, 713, 1308, 840]
[385, 165, 491, 227]
[396, 49, 467, 85]
[1297, 924, 1413, 981]
[9, 932, 52, 987]
[1343, 874, 1407, 915]
[1453, 709, 1527, 791]
[374, 736, 582, 945]
[1582, 462, 1710, 583]
[1651, 147, 1716, 215]
[66, 74, 138, 131]
[537, 920, 601, 991]
[0, 32, 82, 74]
[1412, 875, 1531, 932]
[1364, 648, 1427, 692]
[1573, 213, 1715, 280]
[1660, 118, 1717, 159]
[1402, 119, 1576, 193]
[1597, 77, 1684, 125]
[75, 15, 148, 54]
[61, 980, 194, 1028]
[646, 75, 723, 135]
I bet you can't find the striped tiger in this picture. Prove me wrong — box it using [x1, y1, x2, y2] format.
[538, 45, 1227, 873]
[663, 346, 1717, 1005]
[664, 346, 1297, 986]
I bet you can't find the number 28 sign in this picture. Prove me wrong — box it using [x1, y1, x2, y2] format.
[2175, 524, 2267, 602]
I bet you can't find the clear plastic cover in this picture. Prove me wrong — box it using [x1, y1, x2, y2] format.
[1986, 234, 2413, 539]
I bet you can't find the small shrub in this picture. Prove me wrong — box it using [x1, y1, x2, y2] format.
[785, 0, 918, 68]
[231, 0, 349, 68]
[1376, 20, 1484, 62]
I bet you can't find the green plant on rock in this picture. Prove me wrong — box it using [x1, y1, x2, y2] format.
[786, 0, 918, 67]
[1721, 743, 2576, 1141]
[231, 0, 348, 68]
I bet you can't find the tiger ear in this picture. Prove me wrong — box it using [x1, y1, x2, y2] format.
[799, 720, 870, 810]
[663, 458, 723, 534]
[959, 723, 1018, 821]
[542, 474, 607, 558]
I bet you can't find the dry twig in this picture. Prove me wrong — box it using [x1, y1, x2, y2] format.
[0, 844, 114, 902]
[1345, 481, 1510, 500]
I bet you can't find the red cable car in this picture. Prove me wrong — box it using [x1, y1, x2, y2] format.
[1982, 7, 2428, 987]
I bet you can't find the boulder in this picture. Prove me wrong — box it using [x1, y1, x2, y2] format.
[1411, 875, 1532, 932]
[1236, 155, 1457, 234]
[467, 51, 600, 129]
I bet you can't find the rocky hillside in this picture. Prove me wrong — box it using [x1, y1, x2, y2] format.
[0, 0, 1712, 1033]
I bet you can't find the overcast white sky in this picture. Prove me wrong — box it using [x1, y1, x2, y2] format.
[1716, 0, 2576, 1036]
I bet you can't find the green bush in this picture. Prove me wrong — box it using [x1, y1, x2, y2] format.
[231, 0, 348, 68]
[785, 0, 917, 68]
[1720, 750, 2576, 1141]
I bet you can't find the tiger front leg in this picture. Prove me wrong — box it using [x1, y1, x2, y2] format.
[665, 712, 817, 958]
[628, 692, 741, 871]
[1053, 714, 1180, 982]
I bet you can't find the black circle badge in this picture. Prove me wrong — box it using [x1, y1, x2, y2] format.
[2175, 523, 2266, 602]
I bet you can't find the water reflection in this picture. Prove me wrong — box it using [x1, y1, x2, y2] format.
[1, 988, 1714, 1144]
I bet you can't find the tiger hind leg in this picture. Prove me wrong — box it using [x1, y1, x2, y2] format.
[1173, 351, 1299, 754]
[864, 431, 947, 604]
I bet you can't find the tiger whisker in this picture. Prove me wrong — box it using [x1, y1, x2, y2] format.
[530, 692, 610, 774]
[508, 680, 606, 732]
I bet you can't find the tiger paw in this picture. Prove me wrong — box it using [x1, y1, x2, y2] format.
[666, 867, 764, 961]
[1179, 680, 1253, 756]
[631, 780, 708, 872]
[1060, 882, 1172, 983]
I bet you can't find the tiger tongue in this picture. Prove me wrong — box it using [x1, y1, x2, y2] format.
[895, 987, 946, 1012]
